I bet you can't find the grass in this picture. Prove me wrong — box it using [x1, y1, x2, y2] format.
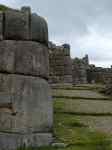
[53, 95, 111, 101]
[18, 84, 112, 150]
[52, 84, 105, 92]
[52, 88, 109, 100]
[53, 98, 112, 116]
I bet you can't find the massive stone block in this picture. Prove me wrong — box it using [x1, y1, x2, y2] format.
[31, 13, 48, 45]
[0, 133, 52, 150]
[0, 74, 53, 133]
[49, 43, 73, 84]
[0, 6, 52, 149]
[0, 40, 49, 79]
[21, 6, 31, 15]
[0, 12, 3, 40]
[72, 57, 88, 84]
[0, 7, 49, 44]
[64, 75, 72, 83]
[4, 10, 30, 40]
[14, 41, 49, 78]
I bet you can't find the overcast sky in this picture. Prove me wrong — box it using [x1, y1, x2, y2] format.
[1, 0, 112, 67]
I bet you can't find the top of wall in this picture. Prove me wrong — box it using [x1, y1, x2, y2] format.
[48, 41, 71, 56]
[0, 6, 48, 45]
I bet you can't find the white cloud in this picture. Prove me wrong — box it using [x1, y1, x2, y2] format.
[0, 0, 18, 8]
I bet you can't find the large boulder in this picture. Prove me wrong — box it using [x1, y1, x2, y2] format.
[0, 12, 3, 40]
[0, 40, 49, 79]
[0, 7, 48, 45]
[31, 13, 48, 45]
[4, 9, 30, 40]
[0, 74, 53, 133]
[0, 133, 52, 150]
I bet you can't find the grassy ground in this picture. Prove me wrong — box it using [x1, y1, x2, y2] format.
[52, 84, 105, 92]
[18, 84, 112, 150]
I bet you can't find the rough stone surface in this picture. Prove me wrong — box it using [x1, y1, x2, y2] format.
[0, 40, 49, 79]
[0, 6, 53, 150]
[31, 13, 48, 45]
[0, 12, 3, 40]
[72, 56, 89, 85]
[21, 6, 31, 14]
[0, 133, 52, 150]
[0, 74, 53, 133]
[4, 10, 30, 40]
[64, 75, 72, 84]
[49, 42, 72, 84]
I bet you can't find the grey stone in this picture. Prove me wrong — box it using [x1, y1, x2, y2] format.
[72, 57, 88, 84]
[0, 40, 49, 79]
[4, 10, 30, 40]
[14, 41, 49, 78]
[0, 40, 15, 72]
[31, 13, 48, 45]
[0, 12, 3, 40]
[0, 93, 11, 104]
[0, 133, 52, 150]
[0, 74, 53, 133]
[21, 6, 31, 14]
[64, 75, 72, 83]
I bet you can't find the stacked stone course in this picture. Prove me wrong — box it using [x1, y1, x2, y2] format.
[49, 42, 72, 84]
[72, 55, 89, 85]
[0, 6, 53, 150]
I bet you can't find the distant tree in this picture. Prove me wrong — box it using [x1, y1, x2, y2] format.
[0, 4, 10, 11]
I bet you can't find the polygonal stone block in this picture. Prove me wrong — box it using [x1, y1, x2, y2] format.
[4, 10, 30, 40]
[31, 13, 48, 45]
[0, 12, 3, 40]
[0, 40, 49, 79]
[0, 74, 53, 133]
[0, 133, 52, 150]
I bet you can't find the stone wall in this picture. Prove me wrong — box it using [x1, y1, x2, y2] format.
[0, 6, 48, 45]
[87, 65, 112, 84]
[49, 42, 72, 84]
[0, 7, 53, 150]
[72, 55, 89, 85]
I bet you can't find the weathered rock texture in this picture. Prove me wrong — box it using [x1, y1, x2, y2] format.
[63, 44, 72, 83]
[49, 42, 72, 84]
[0, 74, 52, 133]
[72, 55, 89, 84]
[0, 6, 53, 150]
[0, 40, 49, 79]
[0, 12, 3, 40]
[0, 7, 48, 45]
[31, 13, 48, 44]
